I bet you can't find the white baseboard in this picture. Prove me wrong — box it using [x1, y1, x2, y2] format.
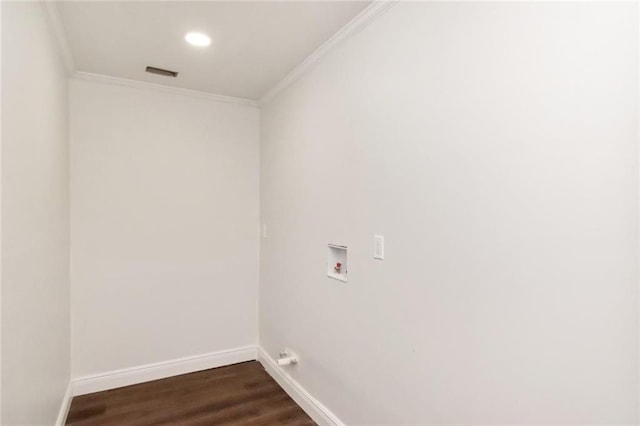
[72, 345, 257, 396]
[257, 346, 344, 426]
[55, 383, 73, 426]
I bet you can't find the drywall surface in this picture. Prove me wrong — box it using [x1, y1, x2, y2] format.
[1, 2, 71, 424]
[259, 2, 639, 424]
[70, 79, 259, 377]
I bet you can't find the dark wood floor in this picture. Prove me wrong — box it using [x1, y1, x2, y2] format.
[66, 361, 315, 425]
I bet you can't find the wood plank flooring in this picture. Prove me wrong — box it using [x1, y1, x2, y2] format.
[66, 361, 315, 425]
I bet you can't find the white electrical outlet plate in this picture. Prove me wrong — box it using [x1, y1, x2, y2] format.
[374, 235, 384, 260]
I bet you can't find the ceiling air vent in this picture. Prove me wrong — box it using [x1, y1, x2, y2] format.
[145, 66, 178, 78]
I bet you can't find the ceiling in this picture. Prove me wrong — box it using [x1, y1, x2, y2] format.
[57, 1, 370, 101]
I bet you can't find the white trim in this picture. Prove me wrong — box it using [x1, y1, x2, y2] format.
[637, 0, 640, 420]
[72, 71, 260, 107]
[72, 345, 257, 396]
[0, 1, 3, 421]
[259, 0, 398, 105]
[43, 0, 75, 75]
[55, 383, 73, 426]
[257, 347, 344, 426]
[42, 0, 396, 106]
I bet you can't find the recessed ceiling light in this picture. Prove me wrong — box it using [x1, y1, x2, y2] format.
[185, 32, 211, 47]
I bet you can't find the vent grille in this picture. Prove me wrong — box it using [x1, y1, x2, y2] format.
[145, 66, 178, 78]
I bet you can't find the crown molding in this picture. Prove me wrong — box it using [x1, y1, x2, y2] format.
[259, 0, 398, 105]
[43, 0, 75, 75]
[72, 72, 260, 107]
[44, 0, 395, 107]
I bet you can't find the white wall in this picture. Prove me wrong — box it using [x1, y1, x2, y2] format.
[260, 2, 639, 424]
[70, 79, 259, 377]
[1, 2, 71, 424]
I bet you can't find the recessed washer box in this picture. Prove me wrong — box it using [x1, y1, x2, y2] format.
[327, 244, 347, 282]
